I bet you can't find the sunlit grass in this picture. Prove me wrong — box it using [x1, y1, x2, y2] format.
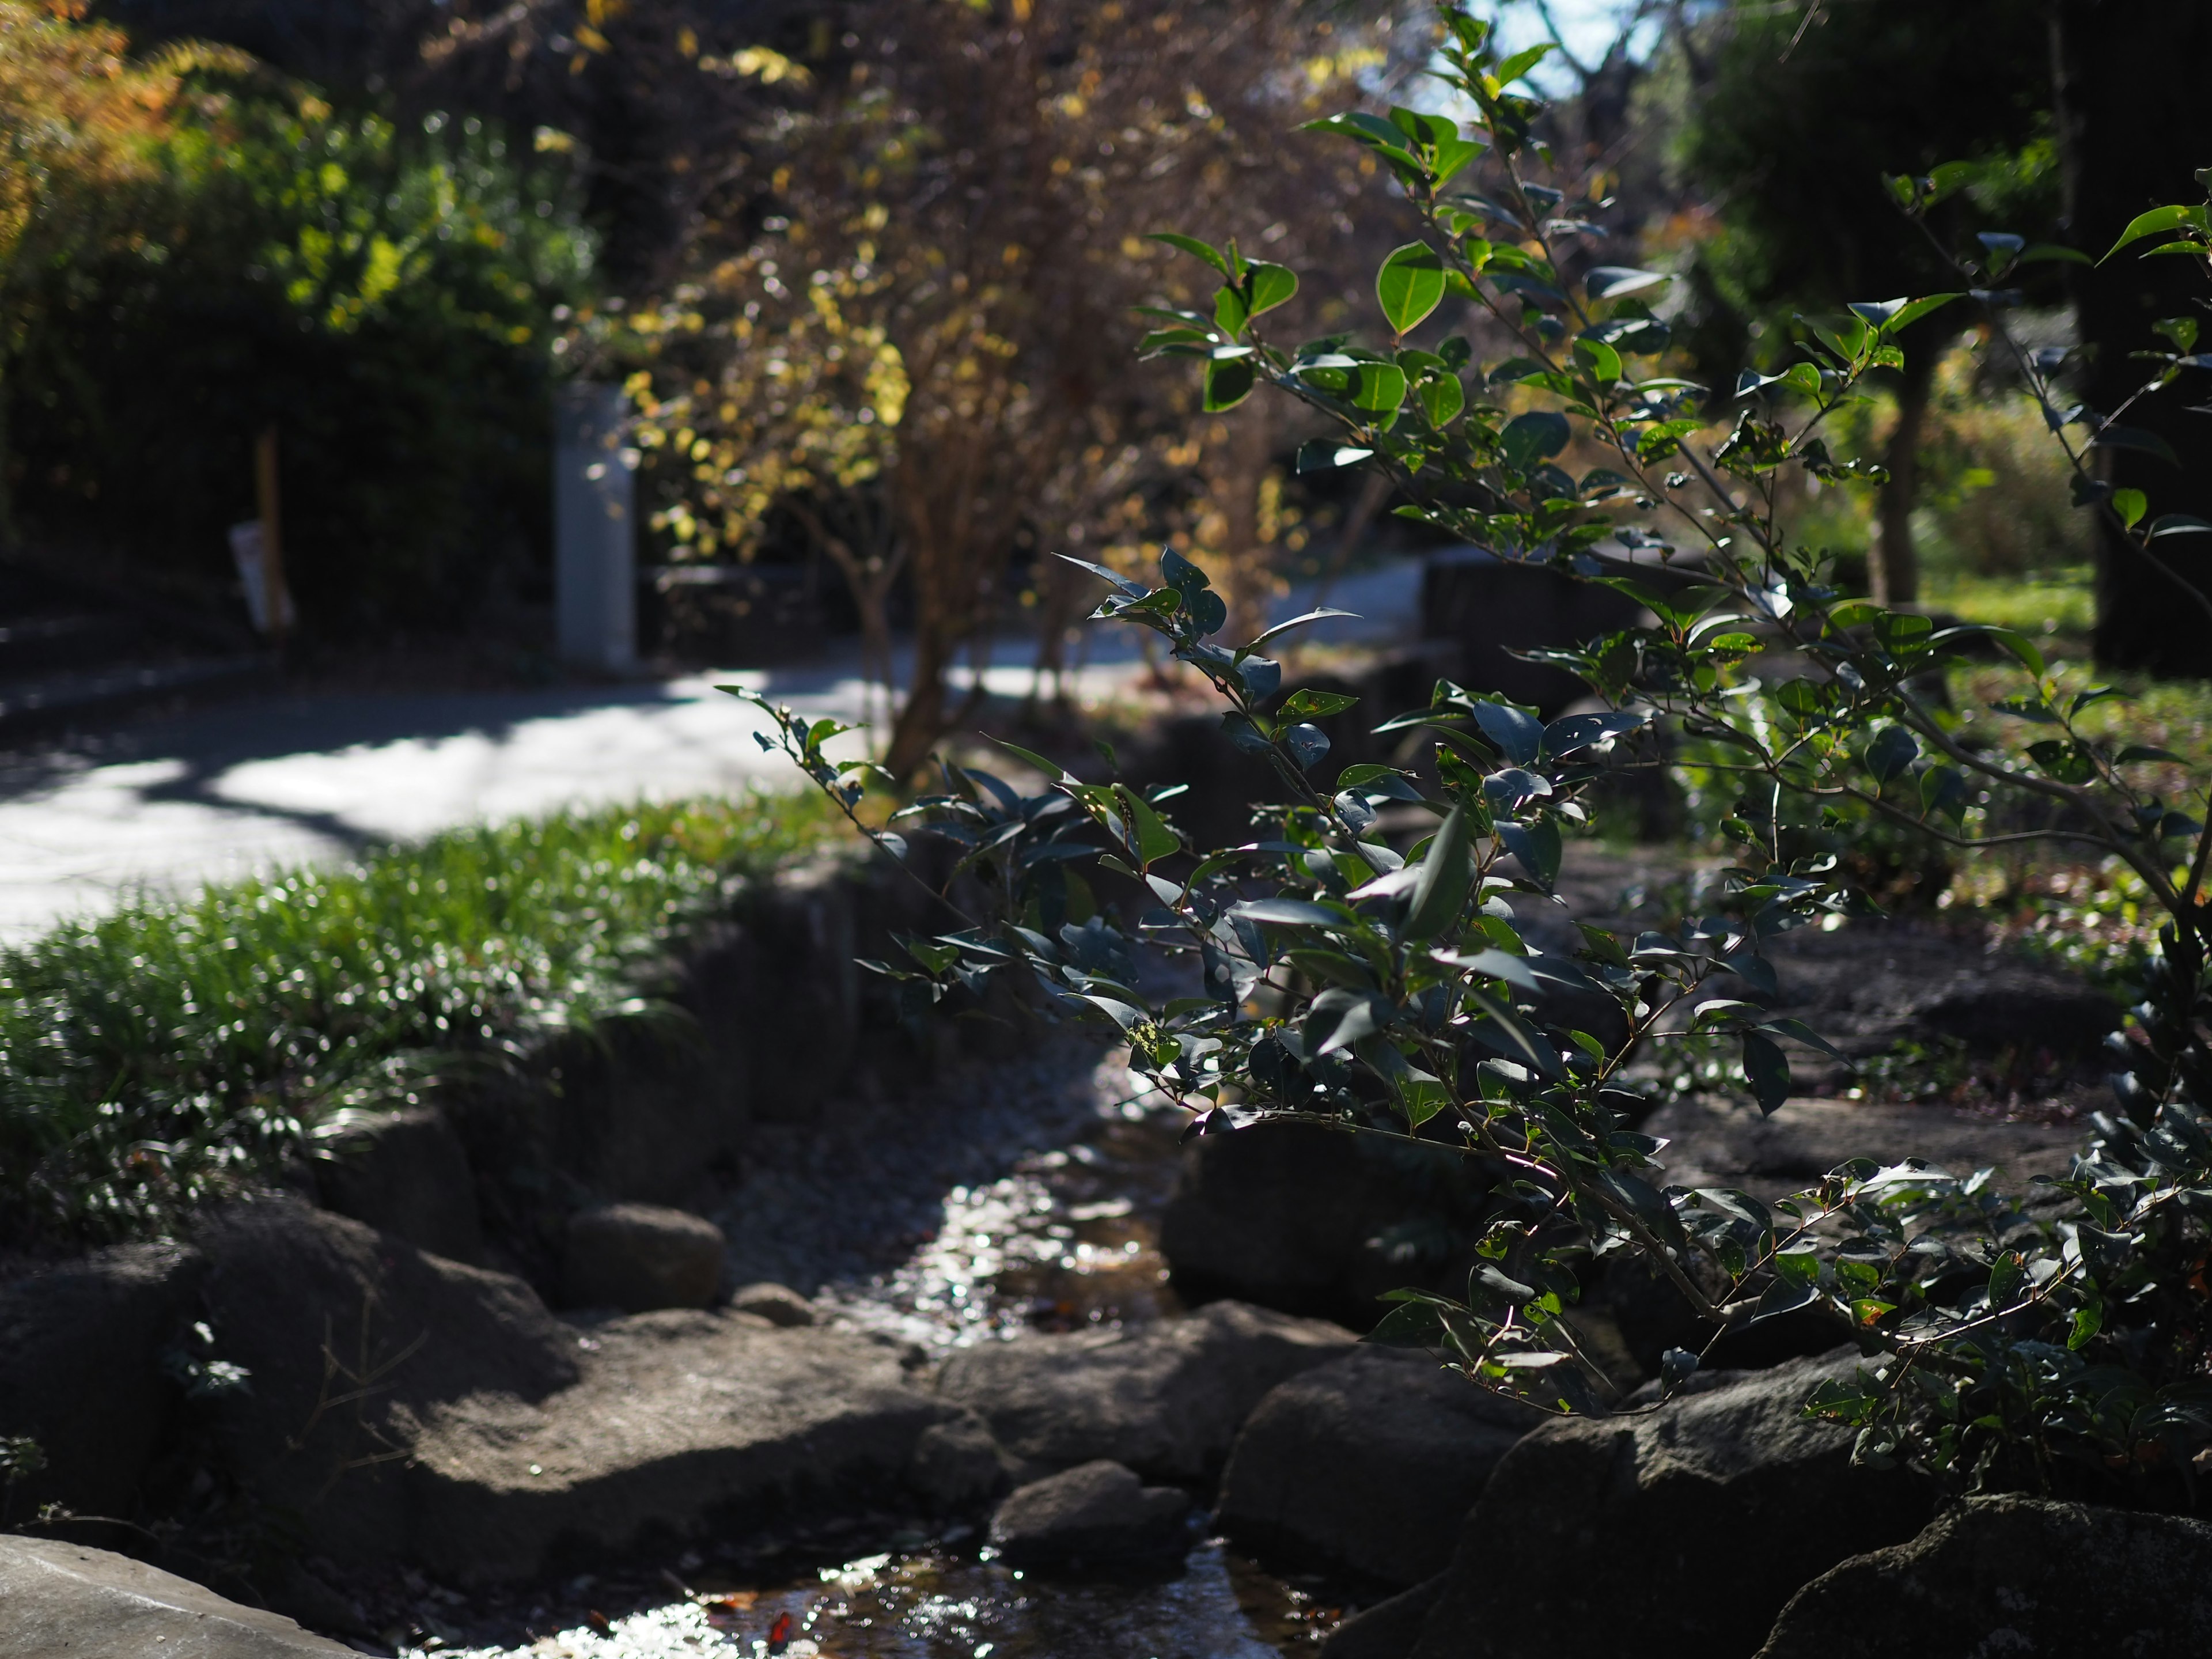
[0, 791, 843, 1244]
[1921, 566, 2097, 649]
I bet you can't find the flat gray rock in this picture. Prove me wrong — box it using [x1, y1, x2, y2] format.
[0, 1535, 353, 1657]
[194, 1201, 955, 1579]
[1218, 1346, 1545, 1586]
[1646, 1092, 2083, 1201]
[404, 1308, 954, 1577]
[1762, 922, 2119, 1071]
[937, 1300, 1354, 1482]
[987, 1460, 1190, 1567]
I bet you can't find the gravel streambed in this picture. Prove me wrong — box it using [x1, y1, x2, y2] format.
[374, 1034, 1346, 1657]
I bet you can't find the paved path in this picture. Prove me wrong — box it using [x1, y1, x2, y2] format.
[0, 562, 1421, 942]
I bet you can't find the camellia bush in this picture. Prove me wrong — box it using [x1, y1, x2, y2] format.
[750, 6, 2212, 1505]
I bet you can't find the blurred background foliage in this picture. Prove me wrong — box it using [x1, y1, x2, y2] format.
[1, 5, 594, 638]
[0, 0, 2204, 691]
[597, 0, 1423, 772]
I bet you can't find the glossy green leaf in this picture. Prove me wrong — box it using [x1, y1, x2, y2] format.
[1980, 627, 2046, 677]
[1230, 898, 1344, 929]
[1848, 293, 1961, 334]
[1403, 802, 1472, 942]
[1417, 373, 1466, 427]
[1498, 818, 1560, 887]
[1150, 232, 1230, 275]
[1245, 608, 1360, 650]
[1350, 362, 1408, 414]
[1296, 440, 1374, 474]
[1866, 724, 1919, 784]
[1586, 266, 1668, 300]
[1573, 335, 1623, 384]
[1377, 243, 1449, 335]
[1214, 285, 1249, 336]
[2093, 425, 2181, 467]
[1741, 1031, 1791, 1115]
[1115, 786, 1181, 869]
[1494, 41, 1555, 84]
[1247, 260, 1298, 316]
[1203, 354, 1256, 411]
[1281, 688, 1359, 720]
[1499, 411, 1570, 473]
[1465, 988, 1563, 1080]
[2101, 203, 2206, 263]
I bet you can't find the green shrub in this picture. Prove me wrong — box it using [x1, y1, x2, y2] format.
[755, 5, 2212, 1502]
[1917, 343, 2091, 579]
[7, 69, 594, 635]
[0, 791, 837, 1244]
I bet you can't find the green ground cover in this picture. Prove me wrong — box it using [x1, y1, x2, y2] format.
[1922, 567, 2097, 647]
[0, 792, 839, 1245]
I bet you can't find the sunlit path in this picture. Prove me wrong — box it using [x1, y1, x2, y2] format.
[0, 561, 1419, 941]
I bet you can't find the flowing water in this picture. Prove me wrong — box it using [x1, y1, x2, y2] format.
[389, 1035, 1350, 1658]
[404, 1544, 1341, 1658]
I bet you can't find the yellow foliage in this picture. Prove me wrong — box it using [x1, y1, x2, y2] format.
[624, 241, 913, 557]
[0, 0, 217, 326]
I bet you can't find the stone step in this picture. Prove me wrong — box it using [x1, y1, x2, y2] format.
[400, 1310, 952, 1579]
[192, 1202, 961, 1582]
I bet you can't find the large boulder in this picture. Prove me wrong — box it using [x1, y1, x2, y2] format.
[1218, 1346, 1544, 1587]
[311, 1106, 484, 1265]
[1404, 1351, 1934, 1659]
[0, 1535, 353, 1657]
[194, 1199, 580, 1562]
[987, 1460, 1191, 1568]
[1160, 1124, 1489, 1329]
[192, 1200, 959, 1580]
[560, 1202, 726, 1312]
[1757, 1494, 2212, 1657]
[0, 1244, 206, 1518]
[937, 1300, 1354, 1483]
[1321, 1577, 1447, 1659]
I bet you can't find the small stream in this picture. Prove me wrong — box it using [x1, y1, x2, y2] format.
[405, 1543, 1339, 1658]
[392, 1036, 1350, 1658]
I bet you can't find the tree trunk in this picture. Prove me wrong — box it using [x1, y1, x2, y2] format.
[1872, 344, 1934, 607]
[790, 499, 905, 726]
[0, 352, 15, 543]
[883, 617, 953, 782]
[2055, 0, 2212, 676]
[1210, 406, 1278, 646]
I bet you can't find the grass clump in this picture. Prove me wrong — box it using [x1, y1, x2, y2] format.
[0, 791, 840, 1246]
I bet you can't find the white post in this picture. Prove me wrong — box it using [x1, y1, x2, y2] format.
[554, 382, 637, 672]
